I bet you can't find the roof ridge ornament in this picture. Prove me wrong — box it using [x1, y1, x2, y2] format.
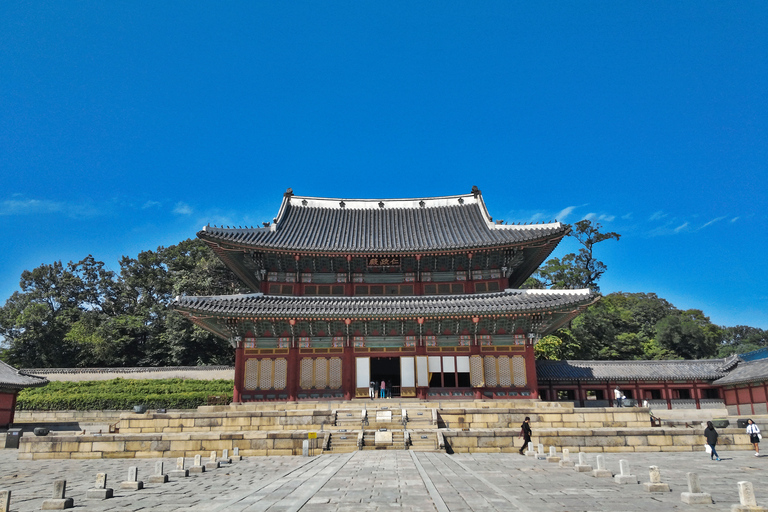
[284, 188, 294, 198]
[471, 185, 481, 197]
[378, 201, 385, 208]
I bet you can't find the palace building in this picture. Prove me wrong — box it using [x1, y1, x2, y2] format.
[174, 187, 599, 402]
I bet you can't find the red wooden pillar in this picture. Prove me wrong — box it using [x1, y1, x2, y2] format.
[577, 380, 584, 407]
[342, 343, 355, 400]
[233, 341, 245, 403]
[692, 381, 701, 409]
[663, 382, 672, 410]
[524, 339, 538, 399]
[634, 381, 642, 406]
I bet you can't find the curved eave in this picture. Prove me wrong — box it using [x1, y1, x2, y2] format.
[197, 226, 569, 257]
[173, 290, 599, 322]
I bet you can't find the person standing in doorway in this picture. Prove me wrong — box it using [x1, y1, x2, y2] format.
[380, 380, 386, 399]
[614, 386, 622, 407]
[518, 417, 532, 455]
[746, 419, 761, 456]
[386, 379, 392, 399]
[704, 421, 721, 461]
[369, 380, 376, 400]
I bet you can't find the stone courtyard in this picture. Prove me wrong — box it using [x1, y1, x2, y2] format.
[1, 448, 766, 511]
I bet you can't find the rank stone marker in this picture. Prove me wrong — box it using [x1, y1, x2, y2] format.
[559, 448, 575, 468]
[614, 459, 639, 484]
[205, 450, 221, 470]
[546, 446, 560, 463]
[169, 457, 189, 478]
[0, 490, 10, 512]
[85, 473, 114, 500]
[575, 452, 592, 472]
[643, 466, 670, 493]
[731, 481, 768, 512]
[189, 454, 205, 474]
[681, 472, 712, 505]
[526, 442, 536, 457]
[591, 454, 612, 478]
[231, 447, 242, 461]
[41, 480, 74, 510]
[149, 461, 168, 484]
[535, 443, 547, 460]
[119, 466, 144, 491]
[221, 449, 232, 464]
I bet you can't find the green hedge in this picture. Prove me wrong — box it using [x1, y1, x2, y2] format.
[16, 378, 234, 411]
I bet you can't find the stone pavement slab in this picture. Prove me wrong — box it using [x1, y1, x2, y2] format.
[0, 448, 766, 511]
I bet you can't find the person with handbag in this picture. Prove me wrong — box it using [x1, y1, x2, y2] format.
[518, 417, 532, 455]
[704, 421, 721, 461]
[746, 419, 761, 456]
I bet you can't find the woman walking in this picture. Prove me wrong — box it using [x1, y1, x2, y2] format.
[704, 421, 721, 461]
[746, 419, 761, 456]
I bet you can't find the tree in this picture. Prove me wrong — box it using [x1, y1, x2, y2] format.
[717, 326, 768, 357]
[525, 220, 620, 292]
[655, 310, 722, 360]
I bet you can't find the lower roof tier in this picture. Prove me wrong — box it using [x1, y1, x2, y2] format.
[173, 289, 599, 340]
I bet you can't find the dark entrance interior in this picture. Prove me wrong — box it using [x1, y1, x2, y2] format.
[371, 357, 400, 397]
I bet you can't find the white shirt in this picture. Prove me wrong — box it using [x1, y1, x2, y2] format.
[614, 389, 621, 399]
[747, 424, 760, 434]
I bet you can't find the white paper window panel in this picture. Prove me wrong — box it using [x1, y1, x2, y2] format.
[428, 356, 442, 372]
[416, 356, 429, 387]
[400, 356, 415, 387]
[442, 356, 455, 373]
[356, 357, 370, 388]
[456, 356, 470, 373]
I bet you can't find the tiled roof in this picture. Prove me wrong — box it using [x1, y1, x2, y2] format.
[713, 358, 768, 386]
[0, 360, 49, 390]
[198, 188, 568, 254]
[174, 289, 598, 320]
[536, 359, 731, 381]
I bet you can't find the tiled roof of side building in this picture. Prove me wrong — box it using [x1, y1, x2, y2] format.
[0, 360, 49, 390]
[174, 289, 598, 319]
[197, 187, 569, 253]
[536, 359, 732, 381]
[712, 358, 768, 386]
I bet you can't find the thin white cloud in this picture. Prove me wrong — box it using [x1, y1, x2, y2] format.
[621, 213, 632, 220]
[650, 211, 667, 221]
[0, 198, 65, 215]
[674, 222, 689, 233]
[700, 216, 726, 229]
[731, 217, 739, 223]
[173, 202, 193, 215]
[142, 201, 162, 209]
[555, 206, 577, 222]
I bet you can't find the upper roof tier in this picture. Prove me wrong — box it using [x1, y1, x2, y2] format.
[198, 187, 569, 255]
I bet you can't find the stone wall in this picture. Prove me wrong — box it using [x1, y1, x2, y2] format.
[18, 431, 310, 460]
[443, 427, 757, 453]
[119, 410, 334, 434]
[19, 366, 235, 382]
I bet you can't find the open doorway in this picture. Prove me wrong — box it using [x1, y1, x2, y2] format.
[371, 357, 400, 398]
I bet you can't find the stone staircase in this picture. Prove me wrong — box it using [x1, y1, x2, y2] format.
[327, 431, 359, 453]
[334, 409, 366, 429]
[407, 431, 440, 451]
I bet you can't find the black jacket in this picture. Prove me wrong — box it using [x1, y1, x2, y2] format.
[704, 426, 718, 445]
[521, 422, 532, 438]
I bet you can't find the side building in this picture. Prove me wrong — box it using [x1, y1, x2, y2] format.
[174, 187, 598, 402]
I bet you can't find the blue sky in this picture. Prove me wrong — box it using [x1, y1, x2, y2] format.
[1, 2, 766, 329]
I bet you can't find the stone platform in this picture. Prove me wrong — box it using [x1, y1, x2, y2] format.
[16, 400, 762, 459]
